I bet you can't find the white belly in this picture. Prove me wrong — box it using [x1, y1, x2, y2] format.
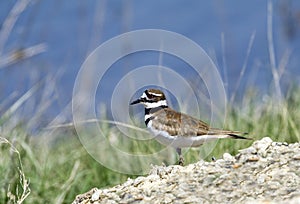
[147, 126, 227, 148]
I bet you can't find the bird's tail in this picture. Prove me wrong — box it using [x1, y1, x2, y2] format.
[208, 128, 252, 140]
[227, 133, 252, 140]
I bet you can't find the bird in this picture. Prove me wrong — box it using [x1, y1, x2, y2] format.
[130, 88, 251, 165]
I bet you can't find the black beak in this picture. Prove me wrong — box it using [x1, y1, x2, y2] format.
[130, 98, 142, 105]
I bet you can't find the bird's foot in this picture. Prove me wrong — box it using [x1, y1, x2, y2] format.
[178, 156, 184, 166]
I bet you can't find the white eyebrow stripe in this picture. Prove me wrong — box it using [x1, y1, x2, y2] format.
[148, 92, 163, 96]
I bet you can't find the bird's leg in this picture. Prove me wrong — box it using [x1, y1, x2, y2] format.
[176, 148, 184, 166]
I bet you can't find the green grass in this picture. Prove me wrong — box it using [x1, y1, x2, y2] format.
[191, 87, 300, 162]
[1, 87, 300, 203]
[0, 130, 131, 204]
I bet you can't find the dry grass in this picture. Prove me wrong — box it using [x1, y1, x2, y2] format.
[0, 136, 30, 204]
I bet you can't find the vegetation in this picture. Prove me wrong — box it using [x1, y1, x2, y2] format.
[1, 87, 300, 203]
[1, 1, 300, 203]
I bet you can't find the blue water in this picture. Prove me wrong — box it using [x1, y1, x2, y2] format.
[0, 0, 300, 127]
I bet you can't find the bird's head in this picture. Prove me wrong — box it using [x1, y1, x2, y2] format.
[130, 89, 168, 109]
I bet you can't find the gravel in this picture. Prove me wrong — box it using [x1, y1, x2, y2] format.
[72, 137, 300, 204]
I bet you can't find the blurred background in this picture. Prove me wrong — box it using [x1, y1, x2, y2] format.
[1, 0, 300, 131]
[1, 1, 300, 203]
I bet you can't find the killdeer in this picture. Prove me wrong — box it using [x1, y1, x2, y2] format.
[130, 88, 250, 165]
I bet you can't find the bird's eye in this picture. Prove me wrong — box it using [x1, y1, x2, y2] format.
[145, 91, 153, 99]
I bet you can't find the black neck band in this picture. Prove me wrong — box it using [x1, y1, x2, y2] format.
[145, 105, 168, 115]
[144, 105, 168, 126]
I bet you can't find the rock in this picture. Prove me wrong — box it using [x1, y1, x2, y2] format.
[72, 137, 300, 204]
[238, 146, 257, 155]
[91, 190, 101, 201]
[254, 137, 273, 157]
[223, 152, 235, 162]
[293, 153, 300, 160]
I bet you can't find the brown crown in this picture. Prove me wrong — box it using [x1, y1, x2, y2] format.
[145, 89, 166, 101]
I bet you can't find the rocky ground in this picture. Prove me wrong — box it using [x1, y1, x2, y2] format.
[72, 137, 300, 204]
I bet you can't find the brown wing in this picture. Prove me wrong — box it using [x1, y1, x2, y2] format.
[151, 108, 210, 137]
